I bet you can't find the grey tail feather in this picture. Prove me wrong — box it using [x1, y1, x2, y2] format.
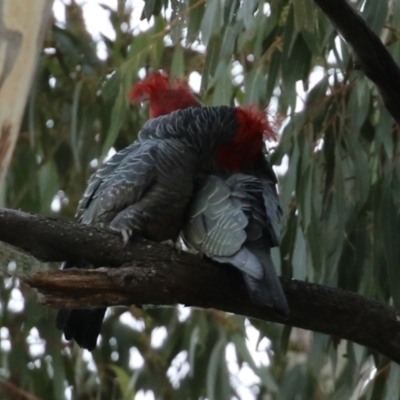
[56, 308, 106, 351]
[57, 260, 106, 351]
[242, 248, 289, 317]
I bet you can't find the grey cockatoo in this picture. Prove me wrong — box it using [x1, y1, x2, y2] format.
[57, 72, 288, 350]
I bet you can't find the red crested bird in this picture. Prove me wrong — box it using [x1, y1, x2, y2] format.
[129, 71, 201, 117]
[178, 104, 287, 314]
[56, 71, 288, 351]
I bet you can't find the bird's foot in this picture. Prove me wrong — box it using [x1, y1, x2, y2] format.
[161, 239, 182, 253]
[121, 229, 133, 246]
[185, 247, 203, 258]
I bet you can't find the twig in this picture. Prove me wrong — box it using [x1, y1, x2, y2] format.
[0, 378, 43, 400]
[314, 0, 400, 123]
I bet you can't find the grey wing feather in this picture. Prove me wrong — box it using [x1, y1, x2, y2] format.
[138, 109, 198, 141]
[183, 175, 264, 279]
[78, 142, 142, 212]
[229, 173, 282, 246]
[184, 173, 288, 315]
[261, 180, 283, 246]
[79, 140, 159, 224]
[212, 247, 264, 280]
[138, 106, 237, 145]
[186, 176, 225, 218]
[183, 176, 247, 255]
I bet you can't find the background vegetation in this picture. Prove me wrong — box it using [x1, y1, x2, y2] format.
[1, 0, 400, 398]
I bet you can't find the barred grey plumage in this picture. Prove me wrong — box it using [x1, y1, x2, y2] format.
[77, 106, 238, 239]
[182, 172, 289, 316]
[57, 106, 246, 350]
[57, 105, 289, 350]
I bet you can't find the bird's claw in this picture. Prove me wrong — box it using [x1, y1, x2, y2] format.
[121, 229, 132, 246]
[186, 247, 203, 258]
[161, 239, 182, 253]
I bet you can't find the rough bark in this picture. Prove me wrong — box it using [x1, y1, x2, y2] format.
[313, 0, 400, 124]
[0, 207, 400, 363]
[0, 0, 53, 201]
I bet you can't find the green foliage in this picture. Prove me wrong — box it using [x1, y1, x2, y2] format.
[1, 0, 400, 398]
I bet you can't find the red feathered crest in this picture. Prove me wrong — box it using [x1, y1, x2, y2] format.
[217, 107, 278, 172]
[129, 71, 170, 102]
[235, 106, 277, 142]
[129, 71, 201, 117]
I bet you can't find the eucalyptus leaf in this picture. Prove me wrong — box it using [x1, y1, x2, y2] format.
[200, 0, 223, 45]
[206, 338, 226, 400]
[362, 0, 388, 34]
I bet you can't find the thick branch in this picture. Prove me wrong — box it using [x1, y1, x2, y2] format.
[314, 0, 400, 123]
[0, 208, 147, 267]
[26, 266, 400, 364]
[1, 207, 400, 363]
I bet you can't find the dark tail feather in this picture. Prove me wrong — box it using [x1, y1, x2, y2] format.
[243, 248, 289, 317]
[57, 261, 106, 351]
[56, 308, 106, 351]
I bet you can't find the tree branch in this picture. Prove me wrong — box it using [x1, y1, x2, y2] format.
[0, 207, 400, 363]
[0, 377, 42, 400]
[314, 0, 400, 124]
